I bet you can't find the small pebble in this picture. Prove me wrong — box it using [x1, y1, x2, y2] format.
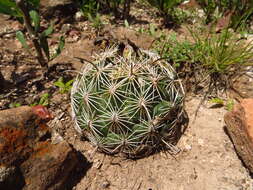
[101, 180, 110, 189]
[198, 139, 204, 146]
[61, 23, 71, 34]
[185, 144, 192, 150]
[75, 11, 84, 22]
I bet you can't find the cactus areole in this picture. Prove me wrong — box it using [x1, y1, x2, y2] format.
[71, 46, 185, 158]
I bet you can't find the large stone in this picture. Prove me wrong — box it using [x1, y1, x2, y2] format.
[224, 99, 253, 173]
[215, 11, 232, 32]
[179, 0, 200, 9]
[40, 0, 77, 20]
[0, 106, 88, 190]
[41, 0, 73, 7]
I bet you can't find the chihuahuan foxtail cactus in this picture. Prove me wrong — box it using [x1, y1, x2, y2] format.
[71, 45, 185, 158]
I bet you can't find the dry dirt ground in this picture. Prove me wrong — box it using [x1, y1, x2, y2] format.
[1, 3, 253, 189]
[55, 98, 252, 190]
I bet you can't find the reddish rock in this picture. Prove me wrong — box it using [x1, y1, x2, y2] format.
[0, 106, 46, 167]
[32, 105, 53, 120]
[21, 140, 79, 190]
[215, 11, 233, 33]
[224, 99, 253, 173]
[0, 106, 87, 190]
[179, 0, 200, 10]
[241, 99, 253, 139]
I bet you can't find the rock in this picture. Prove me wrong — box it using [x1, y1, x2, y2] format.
[67, 29, 81, 43]
[61, 23, 72, 34]
[21, 140, 78, 190]
[100, 180, 110, 189]
[48, 0, 72, 7]
[0, 106, 88, 190]
[215, 11, 232, 33]
[75, 11, 84, 22]
[40, 0, 77, 20]
[224, 99, 253, 173]
[241, 100, 253, 139]
[179, 0, 200, 9]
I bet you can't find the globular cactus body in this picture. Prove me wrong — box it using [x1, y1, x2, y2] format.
[71, 46, 185, 158]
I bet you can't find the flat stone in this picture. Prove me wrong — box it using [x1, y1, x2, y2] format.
[0, 106, 88, 190]
[21, 140, 79, 190]
[224, 99, 253, 173]
[241, 99, 253, 140]
[40, 0, 77, 20]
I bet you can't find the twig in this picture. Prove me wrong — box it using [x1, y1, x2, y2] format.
[160, 40, 167, 57]
[127, 38, 140, 57]
[194, 81, 214, 121]
[148, 38, 158, 50]
[136, 181, 142, 190]
[0, 29, 21, 38]
[1, 89, 17, 99]
[62, 70, 82, 75]
[74, 57, 99, 71]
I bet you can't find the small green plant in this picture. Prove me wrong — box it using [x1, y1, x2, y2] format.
[88, 13, 104, 31]
[156, 32, 194, 66]
[75, 0, 99, 18]
[190, 29, 253, 74]
[209, 97, 235, 111]
[146, 0, 184, 27]
[31, 93, 50, 106]
[196, 0, 253, 30]
[136, 24, 158, 36]
[54, 77, 74, 94]
[155, 26, 253, 98]
[9, 102, 22, 108]
[196, 0, 218, 24]
[231, 1, 253, 31]
[149, 23, 156, 36]
[172, 7, 192, 23]
[124, 19, 130, 28]
[0, 0, 40, 22]
[75, 0, 131, 20]
[209, 97, 224, 105]
[188, 28, 253, 95]
[71, 46, 185, 158]
[138, 27, 145, 34]
[226, 99, 234, 111]
[0, 0, 65, 71]
[104, 0, 132, 19]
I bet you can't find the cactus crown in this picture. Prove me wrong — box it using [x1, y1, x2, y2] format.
[71, 45, 185, 158]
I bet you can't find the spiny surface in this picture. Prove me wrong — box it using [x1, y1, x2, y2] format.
[71, 46, 185, 157]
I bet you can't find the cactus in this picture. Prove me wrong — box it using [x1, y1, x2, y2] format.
[71, 45, 185, 158]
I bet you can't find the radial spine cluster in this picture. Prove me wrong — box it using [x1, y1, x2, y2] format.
[71, 46, 185, 157]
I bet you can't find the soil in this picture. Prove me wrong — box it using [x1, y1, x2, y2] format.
[0, 1, 253, 190]
[56, 98, 253, 190]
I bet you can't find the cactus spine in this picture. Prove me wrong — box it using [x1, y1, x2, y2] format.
[71, 45, 185, 158]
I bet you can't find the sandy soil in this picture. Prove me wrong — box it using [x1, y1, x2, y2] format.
[52, 97, 252, 190]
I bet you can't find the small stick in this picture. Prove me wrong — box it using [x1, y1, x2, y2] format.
[0, 29, 20, 38]
[74, 57, 99, 71]
[16, 0, 47, 68]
